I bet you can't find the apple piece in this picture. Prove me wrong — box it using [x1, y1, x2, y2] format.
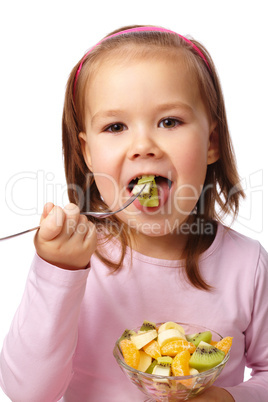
[131, 329, 158, 349]
[137, 351, 152, 372]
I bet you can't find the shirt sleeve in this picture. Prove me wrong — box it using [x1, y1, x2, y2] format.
[0, 253, 90, 402]
[223, 245, 268, 401]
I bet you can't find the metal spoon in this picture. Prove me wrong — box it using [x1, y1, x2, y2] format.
[0, 185, 145, 241]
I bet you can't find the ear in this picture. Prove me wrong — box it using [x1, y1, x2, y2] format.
[207, 126, 220, 165]
[79, 132, 92, 171]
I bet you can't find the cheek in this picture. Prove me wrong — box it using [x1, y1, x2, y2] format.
[94, 173, 117, 192]
[177, 141, 208, 182]
[93, 173, 123, 209]
[173, 142, 208, 213]
[89, 139, 122, 173]
[89, 152, 122, 206]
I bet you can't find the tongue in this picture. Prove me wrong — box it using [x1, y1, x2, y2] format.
[155, 177, 170, 206]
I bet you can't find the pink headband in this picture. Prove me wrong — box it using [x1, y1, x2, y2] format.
[73, 26, 211, 99]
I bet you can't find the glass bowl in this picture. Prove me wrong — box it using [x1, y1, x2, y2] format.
[113, 322, 230, 401]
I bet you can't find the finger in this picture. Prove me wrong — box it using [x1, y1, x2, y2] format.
[70, 214, 97, 244]
[61, 203, 81, 239]
[78, 216, 97, 242]
[39, 205, 65, 241]
[84, 221, 97, 252]
[40, 202, 55, 224]
[79, 220, 97, 266]
[71, 214, 91, 239]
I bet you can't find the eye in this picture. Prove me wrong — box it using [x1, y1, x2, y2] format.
[159, 118, 181, 129]
[105, 123, 126, 133]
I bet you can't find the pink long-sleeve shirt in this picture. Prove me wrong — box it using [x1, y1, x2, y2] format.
[0, 223, 268, 401]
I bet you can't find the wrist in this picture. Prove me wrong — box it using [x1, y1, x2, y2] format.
[36, 252, 90, 270]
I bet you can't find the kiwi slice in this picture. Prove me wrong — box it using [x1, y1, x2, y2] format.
[186, 331, 212, 346]
[118, 329, 136, 343]
[145, 359, 158, 374]
[145, 357, 173, 375]
[189, 341, 225, 372]
[156, 356, 173, 367]
[133, 175, 159, 207]
[140, 320, 157, 331]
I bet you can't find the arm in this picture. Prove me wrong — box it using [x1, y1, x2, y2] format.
[190, 386, 234, 401]
[0, 203, 96, 402]
[0, 255, 90, 401]
[224, 245, 268, 401]
[207, 247, 268, 402]
[189, 245, 268, 402]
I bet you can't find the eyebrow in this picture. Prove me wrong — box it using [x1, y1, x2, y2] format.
[154, 102, 194, 115]
[91, 110, 123, 126]
[91, 102, 194, 125]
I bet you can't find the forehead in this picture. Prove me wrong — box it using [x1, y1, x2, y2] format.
[85, 45, 202, 109]
[88, 44, 197, 83]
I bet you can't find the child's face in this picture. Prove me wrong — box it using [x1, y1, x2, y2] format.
[80, 51, 218, 238]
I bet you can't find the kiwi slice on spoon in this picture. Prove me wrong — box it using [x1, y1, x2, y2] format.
[132, 175, 159, 207]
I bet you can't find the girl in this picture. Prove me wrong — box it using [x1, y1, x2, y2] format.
[0, 25, 267, 401]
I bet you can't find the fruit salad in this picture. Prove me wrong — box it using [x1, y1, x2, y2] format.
[119, 320, 232, 380]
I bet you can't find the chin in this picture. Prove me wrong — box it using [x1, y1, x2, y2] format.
[127, 217, 181, 237]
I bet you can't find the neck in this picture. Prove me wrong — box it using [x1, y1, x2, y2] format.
[129, 230, 188, 260]
[126, 216, 217, 260]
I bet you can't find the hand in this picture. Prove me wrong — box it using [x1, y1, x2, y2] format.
[34, 202, 97, 270]
[193, 386, 234, 401]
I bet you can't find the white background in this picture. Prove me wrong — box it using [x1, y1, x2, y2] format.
[0, 0, 267, 400]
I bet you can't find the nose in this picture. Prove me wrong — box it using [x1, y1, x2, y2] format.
[127, 131, 164, 160]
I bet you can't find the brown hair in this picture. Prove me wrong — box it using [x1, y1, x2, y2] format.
[62, 25, 245, 290]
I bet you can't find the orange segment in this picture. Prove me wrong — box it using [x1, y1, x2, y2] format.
[171, 350, 191, 376]
[120, 339, 140, 369]
[143, 339, 161, 359]
[171, 350, 192, 387]
[210, 340, 218, 346]
[214, 337, 233, 355]
[161, 340, 196, 356]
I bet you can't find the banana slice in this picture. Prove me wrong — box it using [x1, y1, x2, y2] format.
[157, 329, 186, 347]
[158, 321, 185, 334]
